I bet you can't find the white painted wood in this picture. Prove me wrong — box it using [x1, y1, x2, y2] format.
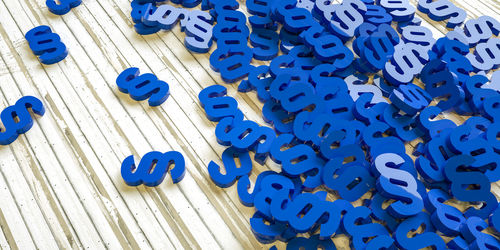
[0, 0, 497, 249]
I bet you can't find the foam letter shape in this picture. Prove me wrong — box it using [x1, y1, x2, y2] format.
[116, 67, 170, 106]
[342, 206, 390, 249]
[184, 11, 214, 53]
[421, 59, 462, 111]
[322, 145, 374, 201]
[373, 153, 423, 218]
[0, 96, 45, 145]
[46, 0, 81, 15]
[208, 147, 252, 188]
[418, 0, 466, 28]
[121, 151, 186, 186]
[424, 189, 466, 236]
[198, 85, 242, 122]
[443, 155, 498, 219]
[377, 0, 415, 22]
[393, 212, 446, 249]
[25, 26, 68, 65]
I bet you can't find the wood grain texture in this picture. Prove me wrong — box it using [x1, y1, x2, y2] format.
[0, 0, 498, 249]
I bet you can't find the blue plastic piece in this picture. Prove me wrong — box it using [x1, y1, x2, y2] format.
[363, 5, 392, 26]
[293, 111, 335, 147]
[269, 55, 300, 78]
[171, 0, 202, 8]
[467, 38, 500, 72]
[443, 155, 498, 219]
[116, 67, 170, 107]
[263, 100, 294, 134]
[250, 211, 295, 243]
[279, 28, 302, 53]
[247, 0, 276, 28]
[490, 204, 500, 235]
[327, 0, 367, 41]
[376, 0, 415, 22]
[250, 28, 279, 61]
[424, 189, 466, 236]
[241, 66, 273, 103]
[237, 171, 275, 207]
[25, 26, 68, 65]
[216, 116, 275, 165]
[357, 24, 400, 73]
[373, 153, 423, 218]
[447, 236, 469, 250]
[318, 120, 365, 157]
[277, 192, 352, 238]
[396, 16, 422, 33]
[315, 80, 355, 121]
[460, 216, 500, 249]
[383, 42, 429, 86]
[421, 59, 462, 111]
[300, 24, 354, 68]
[309, 64, 346, 88]
[342, 206, 390, 249]
[424, 128, 455, 170]
[254, 174, 296, 217]
[210, 6, 252, 83]
[312, 0, 337, 24]
[121, 151, 186, 186]
[353, 93, 389, 125]
[448, 16, 500, 47]
[288, 45, 321, 73]
[448, 124, 500, 182]
[484, 95, 500, 123]
[269, 134, 323, 189]
[46, 0, 81, 15]
[0, 96, 45, 146]
[354, 23, 377, 44]
[415, 156, 445, 184]
[272, 0, 316, 33]
[184, 11, 214, 53]
[486, 122, 500, 156]
[401, 25, 436, 49]
[198, 85, 242, 122]
[366, 235, 396, 250]
[417, 0, 466, 28]
[417, 106, 456, 140]
[143, 4, 188, 30]
[383, 104, 424, 142]
[484, 70, 500, 92]
[431, 37, 473, 85]
[345, 75, 388, 103]
[296, 0, 315, 12]
[286, 234, 336, 250]
[390, 84, 431, 115]
[463, 116, 491, 139]
[208, 147, 252, 188]
[210, 46, 253, 83]
[393, 212, 446, 249]
[131, 1, 154, 23]
[319, 124, 365, 159]
[269, 74, 321, 113]
[362, 122, 406, 158]
[322, 145, 375, 202]
[366, 193, 399, 232]
[372, 75, 396, 98]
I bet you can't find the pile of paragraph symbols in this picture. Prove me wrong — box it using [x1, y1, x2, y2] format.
[9, 0, 500, 248]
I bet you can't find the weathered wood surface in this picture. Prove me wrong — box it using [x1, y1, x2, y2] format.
[0, 0, 498, 249]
